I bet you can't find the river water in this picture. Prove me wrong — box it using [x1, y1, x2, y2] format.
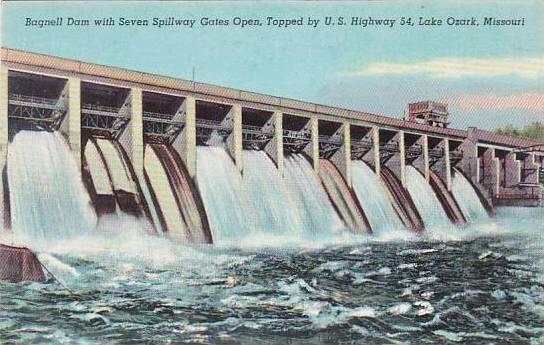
[1, 207, 543, 345]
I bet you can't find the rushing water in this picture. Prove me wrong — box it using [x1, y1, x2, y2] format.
[351, 160, 404, 235]
[1, 207, 543, 345]
[452, 169, 489, 222]
[196, 147, 343, 246]
[405, 166, 451, 229]
[6, 131, 96, 241]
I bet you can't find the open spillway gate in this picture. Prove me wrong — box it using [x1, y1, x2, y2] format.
[1, 49, 543, 238]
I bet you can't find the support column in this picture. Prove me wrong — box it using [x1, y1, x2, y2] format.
[482, 147, 499, 196]
[0, 65, 8, 228]
[302, 117, 320, 172]
[131, 88, 144, 179]
[444, 138, 452, 191]
[373, 126, 380, 176]
[422, 135, 430, 182]
[330, 122, 352, 187]
[504, 152, 521, 188]
[384, 130, 405, 186]
[522, 153, 540, 184]
[264, 111, 283, 176]
[412, 135, 429, 182]
[226, 104, 243, 173]
[344, 123, 352, 187]
[399, 131, 406, 187]
[173, 97, 196, 178]
[360, 126, 380, 175]
[458, 130, 479, 184]
[68, 77, 81, 168]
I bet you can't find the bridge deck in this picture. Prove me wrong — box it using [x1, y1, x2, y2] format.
[1, 47, 542, 150]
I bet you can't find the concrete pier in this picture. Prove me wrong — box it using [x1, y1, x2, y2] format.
[330, 122, 352, 187]
[503, 152, 521, 188]
[481, 147, 500, 196]
[68, 78, 82, 167]
[131, 88, 144, 179]
[384, 130, 406, 187]
[303, 117, 320, 172]
[225, 104, 243, 173]
[264, 111, 284, 176]
[431, 139, 452, 191]
[0, 65, 7, 229]
[172, 97, 197, 178]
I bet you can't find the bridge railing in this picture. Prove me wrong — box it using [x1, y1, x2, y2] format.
[81, 103, 123, 117]
[8, 94, 59, 108]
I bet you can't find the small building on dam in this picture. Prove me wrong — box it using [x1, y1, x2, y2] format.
[0, 48, 543, 243]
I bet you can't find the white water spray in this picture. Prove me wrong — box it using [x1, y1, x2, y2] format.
[351, 161, 404, 234]
[405, 166, 450, 229]
[7, 131, 97, 242]
[452, 169, 488, 221]
[196, 147, 343, 246]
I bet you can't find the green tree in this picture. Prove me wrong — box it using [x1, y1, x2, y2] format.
[496, 121, 544, 142]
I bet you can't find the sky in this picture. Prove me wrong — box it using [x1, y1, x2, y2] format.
[2, 0, 543, 130]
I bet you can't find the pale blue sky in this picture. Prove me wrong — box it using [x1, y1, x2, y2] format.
[2, 1, 544, 130]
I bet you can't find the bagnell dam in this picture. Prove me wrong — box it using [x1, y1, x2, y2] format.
[1, 48, 543, 246]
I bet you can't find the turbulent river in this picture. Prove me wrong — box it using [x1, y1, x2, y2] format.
[1, 207, 543, 345]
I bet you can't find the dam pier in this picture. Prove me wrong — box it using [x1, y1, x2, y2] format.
[1, 48, 543, 243]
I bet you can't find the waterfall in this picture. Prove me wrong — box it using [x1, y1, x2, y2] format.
[196, 147, 343, 245]
[283, 154, 344, 235]
[405, 166, 450, 228]
[7, 131, 96, 241]
[351, 160, 404, 234]
[452, 169, 488, 221]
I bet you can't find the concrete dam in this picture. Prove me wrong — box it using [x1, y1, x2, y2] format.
[1, 48, 543, 245]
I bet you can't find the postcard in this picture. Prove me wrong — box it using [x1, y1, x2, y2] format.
[0, 1, 543, 344]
